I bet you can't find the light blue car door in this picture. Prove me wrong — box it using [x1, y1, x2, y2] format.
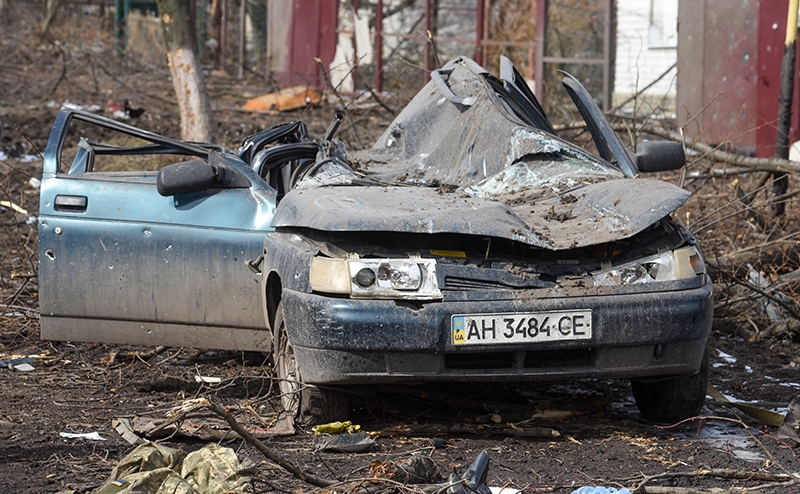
[38, 109, 276, 351]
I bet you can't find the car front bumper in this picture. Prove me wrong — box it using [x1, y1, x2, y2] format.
[281, 277, 713, 384]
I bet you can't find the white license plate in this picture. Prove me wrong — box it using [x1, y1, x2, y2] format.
[451, 310, 592, 345]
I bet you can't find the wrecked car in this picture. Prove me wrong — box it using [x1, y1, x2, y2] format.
[39, 57, 712, 425]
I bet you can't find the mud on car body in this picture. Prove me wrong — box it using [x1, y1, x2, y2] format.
[39, 57, 712, 425]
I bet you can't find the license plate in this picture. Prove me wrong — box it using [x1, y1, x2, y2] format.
[451, 310, 592, 345]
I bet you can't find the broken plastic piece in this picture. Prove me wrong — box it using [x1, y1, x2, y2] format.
[12, 363, 34, 372]
[313, 431, 375, 452]
[778, 396, 800, 445]
[0, 357, 34, 368]
[449, 449, 491, 494]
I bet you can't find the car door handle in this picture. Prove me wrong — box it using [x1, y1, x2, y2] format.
[54, 195, 88, 212]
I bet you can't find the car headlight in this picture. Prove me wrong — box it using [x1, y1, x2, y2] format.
[592, 246, 705, 287]
[309, 257, 442, 300]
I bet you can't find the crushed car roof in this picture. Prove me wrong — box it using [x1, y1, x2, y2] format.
[274, 57, 689, 251]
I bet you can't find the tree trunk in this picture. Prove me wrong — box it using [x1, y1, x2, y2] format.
[157, 0, 215, 142]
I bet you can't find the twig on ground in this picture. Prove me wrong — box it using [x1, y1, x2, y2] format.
[382, 423, 560, 438]
[207, 401, 336, 488]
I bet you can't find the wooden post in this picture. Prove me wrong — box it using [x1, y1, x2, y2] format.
[475, 0, 484, 65]
[773, 0, 798, 217]
[534, 0, 548, 102]
[425, 0, 432, 71]
[602, 0, 615, 112]
[238, 0, 246, 78]
[375, 0, 383, 92]
[353, 0, 360, 90]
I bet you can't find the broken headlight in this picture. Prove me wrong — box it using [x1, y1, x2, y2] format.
[309, 257, 442, 300]
[592, 246, 705, 287]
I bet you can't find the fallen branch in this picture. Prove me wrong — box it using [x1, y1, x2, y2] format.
[207, 402, 336, 488]
[633, 123, 800, 174]
[634, 468, 798, 493]
[384, 423, 560, 438]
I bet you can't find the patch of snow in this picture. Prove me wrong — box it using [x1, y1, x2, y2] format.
[18, 154, 40, 163]
[717, 349, 737, 364]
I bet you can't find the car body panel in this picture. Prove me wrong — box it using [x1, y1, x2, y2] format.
[38, 109, 276, 351]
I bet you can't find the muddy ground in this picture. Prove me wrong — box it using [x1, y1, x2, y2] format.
[2, 3, 800, 494]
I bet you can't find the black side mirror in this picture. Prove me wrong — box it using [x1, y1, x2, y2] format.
[635, 141, 686, 173]
[157, 160, 218, 196]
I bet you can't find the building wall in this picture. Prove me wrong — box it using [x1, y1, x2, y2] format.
[614, 0, 678, 109]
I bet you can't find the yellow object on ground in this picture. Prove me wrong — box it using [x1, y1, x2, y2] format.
[242, 86, 322, 112]
[313, 420, 362, 435]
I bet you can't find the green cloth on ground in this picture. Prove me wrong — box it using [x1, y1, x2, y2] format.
[90, 442, 252, 494]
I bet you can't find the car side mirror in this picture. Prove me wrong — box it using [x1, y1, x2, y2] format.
[157, 160, 218, 196]
[635, 141, 686, 173]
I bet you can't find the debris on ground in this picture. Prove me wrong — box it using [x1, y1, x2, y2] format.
[571, 487, 631, 494]
[313, 431, 375, 452]
[778, 396, 800, 445]
[448, 449, 491, 494]
[60, 431, 106, 441]
[369, 455, 441, 484]
[706, 382, 785, 427]
[242, 86, 322, 112]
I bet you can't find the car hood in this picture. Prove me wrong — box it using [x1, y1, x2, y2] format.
[272, 178, 688, 250]
[272, 57, 690, 251]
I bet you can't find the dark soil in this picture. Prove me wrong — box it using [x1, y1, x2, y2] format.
[1, 334, 798, 494]
[1, 3, 799, 494]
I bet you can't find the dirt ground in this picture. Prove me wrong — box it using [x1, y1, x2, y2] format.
[2, 3, 800, 494]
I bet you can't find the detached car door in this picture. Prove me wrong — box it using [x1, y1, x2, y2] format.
[38, 109, 276, 351]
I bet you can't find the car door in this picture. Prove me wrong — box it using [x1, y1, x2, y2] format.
[38, 109, 276, 351]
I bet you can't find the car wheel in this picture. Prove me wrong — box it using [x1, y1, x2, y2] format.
[631, 344, 709, 423]
[273, 302, 350, 426]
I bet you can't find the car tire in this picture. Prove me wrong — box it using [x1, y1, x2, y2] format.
[631, 344, 709, 423]
[273, 302, 350, 426]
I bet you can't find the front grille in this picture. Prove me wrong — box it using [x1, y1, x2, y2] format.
[444, 276, 514, 290]
[524, 348, 593, 368]
[444, 349, 594, 370]
[445, 352, 514, 369]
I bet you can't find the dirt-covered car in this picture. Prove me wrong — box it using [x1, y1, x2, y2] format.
[39, 57, 712, 425]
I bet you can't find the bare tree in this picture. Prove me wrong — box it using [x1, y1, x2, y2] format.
[156, 0, 215, 142]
